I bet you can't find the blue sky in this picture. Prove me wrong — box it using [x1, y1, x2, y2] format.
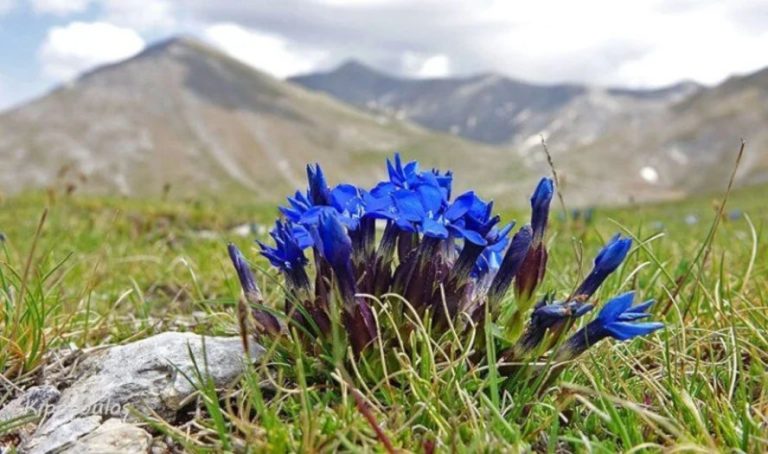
[2, 0, 767, 112]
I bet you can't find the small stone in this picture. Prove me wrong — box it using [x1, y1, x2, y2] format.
[23, 332, 263, 453]
[61, 419, 152, 454]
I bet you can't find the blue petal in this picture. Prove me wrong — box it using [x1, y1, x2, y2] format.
[531, 178, 554, 209]
[417, 184, 445, 214]
[624, 299, 654, 314]
[291, 225, 314, 249]
[331, 183, 360, 209]
[393, 190, 426, 221]
[604, 321, 664, 341]
[597, 291, 636, 324]
[422, 218, 449, 238]
[445, 191, 476, 221]
[448, 224, 488, 246]
[315, 212, 353, 269]
[595, 235, 632, 271]
[371, 181, 397, 198]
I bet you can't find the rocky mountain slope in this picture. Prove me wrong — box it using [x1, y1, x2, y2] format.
[290, 60, 701, 148]
[1, 37, 765, 206]
[0, 38, 522, 201]
[293, 60, 768, 201]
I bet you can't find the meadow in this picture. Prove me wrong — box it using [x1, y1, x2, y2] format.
[1, 176, 766, 452]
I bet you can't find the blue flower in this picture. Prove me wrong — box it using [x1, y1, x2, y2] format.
[592, 292, 662, 341]
[258, 220, 309, 274]
[530, 178, 554, 243]
[313, 211, 353, 271]
[280, 190, 313, 223]
[227, 243, 281, 335]
[307, 163, 332, 205]
[279, 163, 335, 225]
[574, 234, 633, 298]
[392, 188, 488, 245]
[487, 225, 533, 305]
[228, 243, 259, 298]
[373, 153, 453, 200]
[472, 222, 514, 280]
[560, 292, 663, 358]
[312, 211, 357, 303]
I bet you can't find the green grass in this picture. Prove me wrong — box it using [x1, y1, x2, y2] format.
[1, 184, 767, 452]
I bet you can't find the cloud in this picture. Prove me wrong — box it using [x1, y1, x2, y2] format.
[38, 22, 145, 81]
[30, 0, 176, 30]
[100, 0, 176, 31]
[203, 23, 327, 78]
[402, 53, 451, 78]
[0, 0, 15, 15]
[31, 0, 91, 15]
[180, 0, 768, 87]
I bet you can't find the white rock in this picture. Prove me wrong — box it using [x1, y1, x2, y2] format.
[24, 332, 263, 454]
[61, 419, 152, 454]
[0, 385, 61, 423]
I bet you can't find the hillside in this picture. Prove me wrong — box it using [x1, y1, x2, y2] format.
[0, 38, 522, 201]
[293, 60, 768, 200]
[2, 37, 764, 206]
[290, 60, 701, 149]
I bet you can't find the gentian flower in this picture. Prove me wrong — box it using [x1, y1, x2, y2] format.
[258, 220, 311, 290]
[556, 291, 663, 360]
[530, 178, 554, 244]
[311, 210, 378, 354]
[470, 222, 514, 284]
[515, 178, 554, 302]
[312, 211, 356, 303]
[573, 234, 632, 298]
[510, 233, 633, 355]
[307, 163, 332, 205]
[231, 152, 661, 381]
[373, 153, 453, 200]
[392, 188, 487, 245]
[227, 243, 281, 335]
[487, 225, 533, 308]
[279, 164, 332, 221]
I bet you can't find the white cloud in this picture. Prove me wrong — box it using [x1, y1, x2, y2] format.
[203, 23, 327, 78]
[612, 5, 768, 86]
[0, 0, 15, 15]
[182, 0, 768, 87]
[402, 52, 451, 78]
[38, 22, 145, 81]
[100, 0, 176, 31]
[31, 0, 91, 15]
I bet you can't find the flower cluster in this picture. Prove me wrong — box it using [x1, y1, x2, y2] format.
[229, 154, 663, 372]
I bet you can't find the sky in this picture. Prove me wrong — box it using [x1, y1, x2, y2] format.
[1, 0, 767, 111]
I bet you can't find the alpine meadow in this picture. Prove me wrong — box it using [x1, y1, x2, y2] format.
[2, 2, 768, 452]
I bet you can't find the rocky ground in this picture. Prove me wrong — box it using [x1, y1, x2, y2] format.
[1, 333, 262, 453]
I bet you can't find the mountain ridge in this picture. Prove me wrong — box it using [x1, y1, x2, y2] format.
[1, 37, 766, 206]
[290, 59, 702, 147]
[0, 38, 535, 203]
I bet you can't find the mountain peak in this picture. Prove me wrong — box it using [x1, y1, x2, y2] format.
[330, 59, 390, 79]
[138, 35, 219, 59]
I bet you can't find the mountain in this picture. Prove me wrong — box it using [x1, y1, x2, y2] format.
[558, 67, 768, 196]
[2, 37, 765, 206]
[0, 38, 526, 201]
[290, 60, 702, 147]
[293, 60, 768, 200]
